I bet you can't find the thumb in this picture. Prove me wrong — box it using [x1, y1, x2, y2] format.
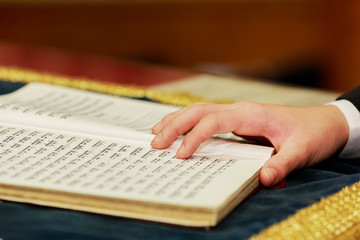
[260, 149, 301, 187]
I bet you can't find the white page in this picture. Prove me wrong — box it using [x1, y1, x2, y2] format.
[0, 83, 180, 142]
[0, 82, 274, 157]
[152, 74, 339, 105]
[0, 123, 273, 208]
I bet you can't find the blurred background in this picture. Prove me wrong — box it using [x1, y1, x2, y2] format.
[0, 0, 359, 92]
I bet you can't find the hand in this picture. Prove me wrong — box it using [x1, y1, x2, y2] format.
[151, 102, 349, 187]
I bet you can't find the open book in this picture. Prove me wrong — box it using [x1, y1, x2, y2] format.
[0, 82, 274, 227]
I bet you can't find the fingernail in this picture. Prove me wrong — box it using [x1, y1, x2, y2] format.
[176, 144, 186, 158]
[262, 167, 277, 185]
[151, 133, 162, 146]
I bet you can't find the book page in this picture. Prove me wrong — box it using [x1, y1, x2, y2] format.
[0, 83, 179, 141]
[0, 123, 273, 208]
[152, 74, 339, 105]
[0, 82, 273, 164]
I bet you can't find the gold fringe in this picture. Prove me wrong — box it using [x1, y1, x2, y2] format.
[249, 181, 360, 240]
[1, 66, 360, 239]
[0, 66, 231, 106]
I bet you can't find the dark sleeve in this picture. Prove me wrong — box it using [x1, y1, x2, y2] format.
[337, 86, 360, 111]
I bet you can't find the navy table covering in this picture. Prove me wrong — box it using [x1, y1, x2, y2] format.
[0, 81, 359, 240]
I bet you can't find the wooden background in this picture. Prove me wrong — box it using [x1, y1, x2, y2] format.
[0, 0, 359, 91]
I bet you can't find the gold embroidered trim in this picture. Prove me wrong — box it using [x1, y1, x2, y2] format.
[0, 66, 231, 106]
[249, 181, 360, 240]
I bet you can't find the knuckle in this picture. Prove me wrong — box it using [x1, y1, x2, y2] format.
[163, 111, 178, 120]
[188, 130, 208, 144]
[188, 102, 212, 111]
[275, 152, 300, 174]
[173, 126, 184, 136]
[201, 114, 223, 132]
[278, 157, 291, 172]
[236, 101, 265, 111]
[164, 120, 182, 135]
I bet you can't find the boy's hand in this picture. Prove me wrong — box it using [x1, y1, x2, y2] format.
[151, 102, 349, 187]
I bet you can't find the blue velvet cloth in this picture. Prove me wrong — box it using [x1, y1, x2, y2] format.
[0, 81, 359, 240]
